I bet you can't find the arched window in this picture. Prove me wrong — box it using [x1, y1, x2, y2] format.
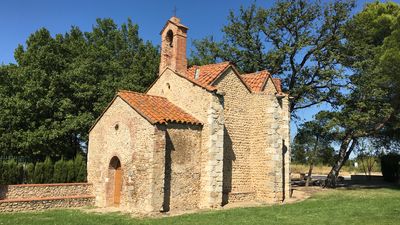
[166, 30, 173, 47]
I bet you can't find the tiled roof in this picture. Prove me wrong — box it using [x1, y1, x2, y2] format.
[240, 70, 283, 94]
[118, 90, 202, 125]
[240, 70, 271, 93]
[272, 78, 282, 93]
[186, 62, 283, 94]
[186, 62, 231, 88]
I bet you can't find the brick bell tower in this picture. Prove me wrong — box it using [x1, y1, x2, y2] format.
[159, 16, 188, 75]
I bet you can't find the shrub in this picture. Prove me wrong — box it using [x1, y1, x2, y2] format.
[0, 161, 4, 184]
[74, 154, 87, 182]
[0, 155, 87, 184]
[53, 158, 67, 183]
[43, 157, 53, 183]
[66, 160, 75, 182]
[380, 153, 400, 182]
[0, 160, 22, 185]
[33, 162, 45, 183]
[17, 163, 24, 184]
[5, 160, 15, 184]
[25, 163, 35, 184]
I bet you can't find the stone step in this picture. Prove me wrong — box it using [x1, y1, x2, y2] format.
[0, 195, 95, 213]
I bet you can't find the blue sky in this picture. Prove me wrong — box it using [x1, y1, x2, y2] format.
[0, 0, 396, 138]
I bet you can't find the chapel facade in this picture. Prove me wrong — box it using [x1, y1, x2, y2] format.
[87, 16, 290, 213]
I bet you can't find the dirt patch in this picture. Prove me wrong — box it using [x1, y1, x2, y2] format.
[285, 186, 328, 204]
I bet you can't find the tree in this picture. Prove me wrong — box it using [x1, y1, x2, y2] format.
[355, 139, 379, 178]
[293, 113, 336, 186]
[191, 0, 355, 113]
[324, 2, 400, 187]
[0, 18, 159, 160]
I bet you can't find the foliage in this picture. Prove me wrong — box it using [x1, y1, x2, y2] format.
[25, 163, 35, 184]
[380, 153, 400, 182]
[66, 160, 75, 183]
[0, 189, 399, 225]
[323, 2, 400, 187]
[0, 155, 86, 185]
[0, 18, 159, 160]
[33, 162, 45, 183]
[74, 154, 87, 182]
[292, 114, 336, 165]
[190, 0, 355, 112]
[42, 157, 53, 183]
[355, 139, 380, 177]
[53, 158, 68, 183]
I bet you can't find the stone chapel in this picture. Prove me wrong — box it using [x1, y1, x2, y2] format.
[87, 16, 290, 213]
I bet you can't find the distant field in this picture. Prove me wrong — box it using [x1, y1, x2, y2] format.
[0, 188, 399, 225]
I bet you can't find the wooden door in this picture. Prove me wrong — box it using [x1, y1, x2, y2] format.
[114, 166, 122, 206]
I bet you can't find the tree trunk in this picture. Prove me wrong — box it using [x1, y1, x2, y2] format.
[306, 136, 319, 187]
[324, 135, 357, 188]
[306, 163, 314, 187]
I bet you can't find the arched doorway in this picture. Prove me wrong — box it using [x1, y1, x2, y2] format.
[108, 156, 122, 206]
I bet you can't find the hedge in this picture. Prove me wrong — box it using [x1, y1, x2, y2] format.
[0, 155, 87, 185]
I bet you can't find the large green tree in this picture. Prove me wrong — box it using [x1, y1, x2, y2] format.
[190, 0, 355, 112]
[292, 114, 336, 186]
[323, 2, 400, 187]
[0, 18, 159, 160]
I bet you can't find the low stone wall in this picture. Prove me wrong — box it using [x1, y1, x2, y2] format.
[0, 183, 94, 213]
[0, 195, 94, 213]
[0, 183, 92, 200]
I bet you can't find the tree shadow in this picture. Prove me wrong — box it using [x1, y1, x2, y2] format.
[222, 126, 235, 206]
[161, 132, 173, 212]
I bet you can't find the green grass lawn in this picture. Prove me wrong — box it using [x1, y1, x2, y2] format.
[1, 187, 399, 225]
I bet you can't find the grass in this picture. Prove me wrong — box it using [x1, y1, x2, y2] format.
[0, 188, 399, 225]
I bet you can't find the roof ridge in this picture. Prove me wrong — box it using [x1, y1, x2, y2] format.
[188, 61, 231, 69]
[117, 90, 168, 100]
[241, 70, 270, 76]
[117, 90, 202, 126]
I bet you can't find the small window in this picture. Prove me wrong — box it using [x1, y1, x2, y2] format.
[166, 83, 171, 89]
[114, 124, 119, 130]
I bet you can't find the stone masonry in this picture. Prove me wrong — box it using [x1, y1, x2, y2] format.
[0, 183, 94, 213]
[87, 16, 290, 214]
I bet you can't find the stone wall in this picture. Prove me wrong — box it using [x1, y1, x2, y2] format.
[0, 183, 92, 200]
[88, 96, 158, 213]
[0, 196, 94, 213]
[214, 68, 291, 204]
[163, 124, 202, 211]
[0, 183, 94, 213]
[148, 68, 224, 208]
[213, 68, 254, 203]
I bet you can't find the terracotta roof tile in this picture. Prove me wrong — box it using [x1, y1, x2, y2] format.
[240, 70, 283, 94]
[240, 70, 271, 93]
[186, 62, 231, 88]
[186, 62, 283, 94]
[118, 90, 202, 125]
[272, 78, 282, 93]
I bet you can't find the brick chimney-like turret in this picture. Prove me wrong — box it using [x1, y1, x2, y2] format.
[159, 17, 188, 75]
